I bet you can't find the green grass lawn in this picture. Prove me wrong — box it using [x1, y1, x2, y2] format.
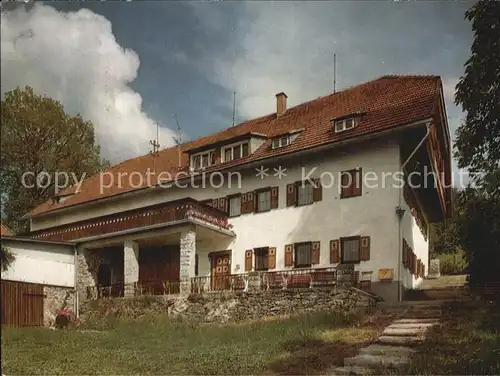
[1, 310, 389, 375]
[379, 300, 500, 375]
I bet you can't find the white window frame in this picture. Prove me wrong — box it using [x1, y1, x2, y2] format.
[228, 195, 242, 217]
[256, 189, 271, 212]
[190, 149, 216, 170]
[222, 141, 250, 163]
[334, 118, 356, 133]
[271, 135, 290, 149]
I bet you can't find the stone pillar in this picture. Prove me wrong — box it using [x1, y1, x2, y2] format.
[76, 248, 99, 305]
[124, 240, 139, 297]
[179, 226, 196, 295]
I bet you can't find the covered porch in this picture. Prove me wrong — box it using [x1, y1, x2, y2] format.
[74, 199, 235, 301]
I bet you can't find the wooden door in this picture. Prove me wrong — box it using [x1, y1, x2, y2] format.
[211, 252, 231, 291]
[1, 280, 44, 327]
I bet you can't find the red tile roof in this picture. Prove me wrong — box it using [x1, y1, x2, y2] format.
[30, 75, 443, 217]
[1, 223, 13, 237]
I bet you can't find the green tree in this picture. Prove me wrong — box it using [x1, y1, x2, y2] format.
[454, 0, 500, 193]
[1, 86, 109, 232]
[455, 189, 500, 286]
[0, 245, 14, 272]
[453, 0, 500, 286]
[430, 188, 462, 256]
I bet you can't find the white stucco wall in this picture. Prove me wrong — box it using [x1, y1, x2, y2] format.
[32, 138, 407, 286]
[400, 192, 429, 290]
[1, 240, 75, 287]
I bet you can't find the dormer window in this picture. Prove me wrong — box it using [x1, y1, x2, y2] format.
[334, 118, 356, 133]
[191, 150, 216, 170]
[223, 142, 249, 162]
[272, 136, 290, 149]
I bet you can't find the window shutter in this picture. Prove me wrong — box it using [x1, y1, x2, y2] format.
[268, 247, 276, 269]
[249, 191, 256, 213]
[218, 197, 228, 213]
[402, 241, 408, 269]
[360, 236, 371, 261]
[312, 178, 322, 202]
[215, 148, 221, 164]
[286, 183, 297, 207]
[241, 193, 247, 214]
[241, 192, 255, 214]
[423, 263, 425, 277]
[245, 250, 253, 271]
[353, 270, 359, 282]
[284, 244, 294, 266]
[354, 168, 363, 196]
[270, 186, 279, 209]
[330, 239, 340, 264]
[412, 253, 417, 275]
[311, 241, 320, 264]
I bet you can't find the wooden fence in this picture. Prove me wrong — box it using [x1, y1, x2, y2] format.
[1, 280, 45, 327]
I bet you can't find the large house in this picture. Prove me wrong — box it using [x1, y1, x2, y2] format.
[26, 75, 452, 305]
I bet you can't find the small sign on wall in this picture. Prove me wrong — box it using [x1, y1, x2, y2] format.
[378, 268, 394, 281]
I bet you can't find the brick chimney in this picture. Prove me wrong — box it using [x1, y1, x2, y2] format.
[276, 92, 287, 117]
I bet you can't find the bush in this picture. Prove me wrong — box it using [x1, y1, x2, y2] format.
[437, 250, 468, 275]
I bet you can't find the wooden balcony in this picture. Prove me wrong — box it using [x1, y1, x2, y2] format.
[31, 198, 232, 242]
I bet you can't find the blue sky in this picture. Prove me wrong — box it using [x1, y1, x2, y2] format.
[1, 1, 474, 177]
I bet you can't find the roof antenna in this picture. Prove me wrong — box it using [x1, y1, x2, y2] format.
[149, 122, 161, 172]
[333, 53, 337, 93]
[172, 114, 183, 168]
[232, 91, 236, 127]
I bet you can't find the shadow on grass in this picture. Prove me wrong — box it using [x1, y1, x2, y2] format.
[267, 338, 366, 375]
[267, 316, 393, 375]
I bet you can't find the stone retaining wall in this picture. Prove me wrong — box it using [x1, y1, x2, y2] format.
[81, 286, 377, 324]
[44, 286, 75, 326]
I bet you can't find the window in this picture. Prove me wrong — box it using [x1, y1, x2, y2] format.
[294, 242, 312, 267]
[297, 181, 314, 206]
[191, 150, 216, 170]
[334, 118, 356, 133]
[256, 189, 271, 212]
[228, 195, 241, 217]
[195, 254, 199, 276]
[341, 237, 360, 263]
[223, 142, 249, 162]
[254, 247, 269, 271]
[272, 135, 290, 149]
[340, 169, 362, 198]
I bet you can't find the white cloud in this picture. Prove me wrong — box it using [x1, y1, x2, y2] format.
[1, 4, 176, 163]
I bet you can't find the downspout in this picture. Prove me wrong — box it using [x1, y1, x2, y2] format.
[397, 122, 432, 302]
[74, 244, 79, 318]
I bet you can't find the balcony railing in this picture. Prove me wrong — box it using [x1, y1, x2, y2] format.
[32, 197, 232, 242]
[261, 268, 337, 290]
[191, 268, 339, 293]
[85, 280, 180, 299]
[191, 275, 247, 293]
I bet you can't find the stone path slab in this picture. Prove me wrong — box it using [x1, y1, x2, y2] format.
[383, 327, 427, 336]
[359, 344, 416, 357]
[393, 318, 440, 324]
[328, 365, 373, 375]
[379, 334, 424, 345]
[344, 354, 408, 367]
[388, 323, 436, 329]
[327, 306, 442, 375]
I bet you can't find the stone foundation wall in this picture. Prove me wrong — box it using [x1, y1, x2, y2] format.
[44, 286, 75, 326]
[80, 287, 376, 324]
